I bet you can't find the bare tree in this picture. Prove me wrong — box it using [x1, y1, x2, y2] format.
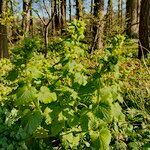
[34, 0, 55, 57]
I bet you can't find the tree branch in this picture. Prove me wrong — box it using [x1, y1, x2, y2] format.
[122, 22, 139, 34]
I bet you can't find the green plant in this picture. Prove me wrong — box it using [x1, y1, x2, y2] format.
[0, 19, 149, 150]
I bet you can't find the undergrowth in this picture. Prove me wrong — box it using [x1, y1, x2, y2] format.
[0, 20, 149, 150]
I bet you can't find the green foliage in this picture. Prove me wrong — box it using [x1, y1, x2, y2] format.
[90, 128, 111, 150]
[38, 86, 57, 104]
[21, 110, 42, 135]
[16, 85, 37, 105]
[67, 19, 86, 42]
[12, 37, 42, 66]
[0, 20, 149, 150]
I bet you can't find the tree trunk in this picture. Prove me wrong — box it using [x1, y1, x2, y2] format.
[51, 0, 56, 35]
[105, 0, 113, 37]
[137, 0, 140, 24]
[126, 0, 139, 38]
[29, 0, 33, 37]
[69, 0, 72, 21]
[0, 0, 9, 59]
[76, 0, 83, 20]
[44, 26, 49, 57]
[91, 0, 93, 14]
[93, 0, 104, 50]
[10, 0, 20, 43]
[58, 0, 61, 32]
[54, 0, 59, 32]
[138, 0, 150, 59]
[118, 0, 123, 30]
[61, 0, 66, 34]
[22, 0, 32, 36]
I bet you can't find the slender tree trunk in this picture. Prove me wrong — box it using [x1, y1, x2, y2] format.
[44, 25, 49, 57]
[90, 0, 94, 33]
[54, 0, 59, 31]
[138, 0, 150, 58]
[118, 0, 123, 31]
[51, 0, 56, 35]
[0, 0, 9, 59]
[10, 0, 20, 43]
[69, 0, 72, 21]
[126, 0, 139, 38]
[76, 0, 83, 20]
[137, 0, 140, 24]
[91, 0, 93, 14]
[58, 0, 61, 32]
[105, 0, 113, 37]
[29, 0, 33, 37]
[61, 0, 66, 34]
